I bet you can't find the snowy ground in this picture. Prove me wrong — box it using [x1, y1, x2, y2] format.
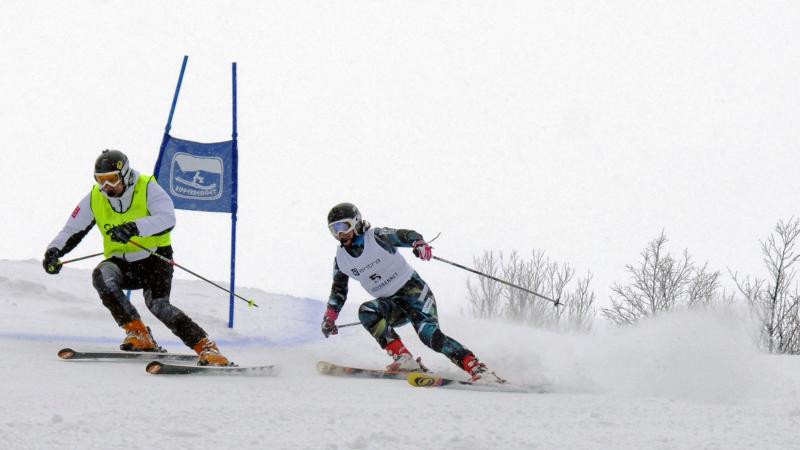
[2, 259, 800, 449]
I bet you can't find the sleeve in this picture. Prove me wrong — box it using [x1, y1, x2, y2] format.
[134, 181, 176, 237]
[373, 227, 424, 251]
[327, 258, 349, 312]
[47, 193, 96, 256]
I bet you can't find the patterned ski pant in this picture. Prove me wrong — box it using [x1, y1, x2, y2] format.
[91, 246, 207, 348]
[358, 275, 473, 368]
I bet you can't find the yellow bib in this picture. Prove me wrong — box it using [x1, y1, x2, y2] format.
[90, 175, 171, 258]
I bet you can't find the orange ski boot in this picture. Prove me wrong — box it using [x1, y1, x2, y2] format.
[120, 319, 159, 352]
[193, 337, 232, 366]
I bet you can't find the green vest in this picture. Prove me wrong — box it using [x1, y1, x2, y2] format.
[90, 175, 171, 258]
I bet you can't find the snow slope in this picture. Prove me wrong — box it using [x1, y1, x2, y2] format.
[2, 259, 799, 449]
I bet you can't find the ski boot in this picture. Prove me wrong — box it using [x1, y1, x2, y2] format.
[193, 337, 232, 366]
[385, 339, 426, 372]
[120, 319, 161, 352]
[462, 354, 505, 384]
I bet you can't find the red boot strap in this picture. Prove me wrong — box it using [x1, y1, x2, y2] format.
[385, 339, 410, 357]
[461, 354, 478, 371]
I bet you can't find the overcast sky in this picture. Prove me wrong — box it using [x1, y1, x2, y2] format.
[3, 1, 799, 313]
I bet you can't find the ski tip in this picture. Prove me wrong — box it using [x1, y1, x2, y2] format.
[316, 360, 334, 374]
[57, 348, 76, 360]
[145, 361, 164, 374]
[407, 372, 437, 387]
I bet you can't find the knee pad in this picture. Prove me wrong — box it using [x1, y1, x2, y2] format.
[92, 263, 122, 296]
[92, 264, 137, 326]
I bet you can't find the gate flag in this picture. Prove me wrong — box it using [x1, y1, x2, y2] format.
[152, 55, 241, 328]
[154, 137, 235, 213]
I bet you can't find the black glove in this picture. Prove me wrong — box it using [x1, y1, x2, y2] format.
[43, 247, 62, 274]
[107, 222, 139, 244]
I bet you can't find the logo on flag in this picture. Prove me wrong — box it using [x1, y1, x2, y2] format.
[169, 153, 224, 201]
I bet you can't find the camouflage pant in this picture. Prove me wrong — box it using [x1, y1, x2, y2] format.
[357, 275, 472, 368]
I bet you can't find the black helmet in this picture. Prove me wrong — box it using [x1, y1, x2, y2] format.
[327, 202, 367, 236]
[95, 149, 129, 173]
[94, 149, 133, 192]
[328, 202, 360, 224]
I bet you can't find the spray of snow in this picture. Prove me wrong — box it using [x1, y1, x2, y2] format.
[2, 260, 799, 449]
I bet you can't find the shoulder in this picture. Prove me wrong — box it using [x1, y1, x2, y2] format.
[76, 192, 95, 216]
[373, 227, 396, 237]
[144, 176, 169, 196]
[137, 172, 154, 186]
[371, 227, 401, 253]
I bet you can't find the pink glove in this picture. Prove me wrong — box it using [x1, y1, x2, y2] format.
[412, 240, 432, 261]
[321, 307, 339, 338]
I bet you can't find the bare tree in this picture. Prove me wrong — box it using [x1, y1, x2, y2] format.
[502, 250, 562, 327]
[602, 231, 723, 326]
[561, 273, 597, 333]
[731, 218, 800, 354]
[466, 251, 503, 319]
[466, 249, 596, 332]
[686, 262, 723, 308]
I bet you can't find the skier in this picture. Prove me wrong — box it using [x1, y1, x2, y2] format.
[321, 202, 495, 382]
[42, 149, 231, 366]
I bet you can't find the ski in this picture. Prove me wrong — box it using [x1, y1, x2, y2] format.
[145, 361, 276, 376]
[57, 347, 197, 362]
[407, 372, 545, 393]
[316, 360, 410, 380]
[316, 360, 462, 382]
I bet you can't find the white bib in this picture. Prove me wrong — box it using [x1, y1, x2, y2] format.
[336, 228, 414, 298]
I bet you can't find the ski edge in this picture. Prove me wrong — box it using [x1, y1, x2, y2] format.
[57, 347, 197, 361]
[316, 360, 408, 379]
[316, 360, 464, 381]
[145, 361, 277, 376]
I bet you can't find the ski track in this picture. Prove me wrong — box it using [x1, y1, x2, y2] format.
[3, 261, 800, 449]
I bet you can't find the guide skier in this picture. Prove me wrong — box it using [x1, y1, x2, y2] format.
[321, 202, 495, 382]
[42, 149, 232, 366]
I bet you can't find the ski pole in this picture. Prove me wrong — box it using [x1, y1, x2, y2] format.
[47, 251, 104, 273]
[127, 239, 259, 308]
[432, 255, 561, 306]
[60, 252, 104, 265]
[337, 321, 361, 328]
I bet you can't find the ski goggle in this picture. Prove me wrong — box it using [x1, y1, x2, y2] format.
[328, 218, 357, 237]
[94, 171, 123, 188]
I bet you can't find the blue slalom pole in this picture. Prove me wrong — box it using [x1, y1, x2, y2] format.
[165, 55, 188, 134]
[228, 61, 239, 329]
[153, 55, 188, 177]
